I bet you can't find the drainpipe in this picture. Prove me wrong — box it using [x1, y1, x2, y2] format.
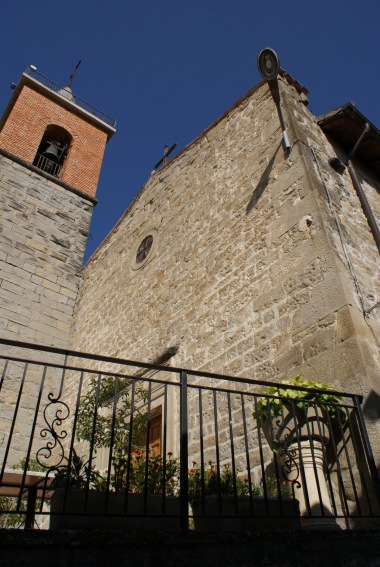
[346, 123, 380, 254]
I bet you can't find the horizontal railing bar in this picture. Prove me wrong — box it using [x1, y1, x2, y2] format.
[0, 350, 359, 414]
[186, 382, 357, 407]
[0, 353, 181, 388]
[0, 350, 358, 406]
[0, 337, 362, 401]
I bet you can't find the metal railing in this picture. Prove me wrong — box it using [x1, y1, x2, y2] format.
[33, 153, 62, 178]
[24, 67, 116, 129]
[0, 338, 379, 531]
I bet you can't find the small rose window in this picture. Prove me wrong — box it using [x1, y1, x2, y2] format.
[136, 235, 153, 264]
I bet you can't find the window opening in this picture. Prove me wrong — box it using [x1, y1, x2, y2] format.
[33, 124, 72, 178]
[149, 414, 162, 457]
[135, 410, 162, 457]
[136, 235, 153, 264]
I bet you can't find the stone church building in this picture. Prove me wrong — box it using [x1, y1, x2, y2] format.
[0, 60, 379, 463]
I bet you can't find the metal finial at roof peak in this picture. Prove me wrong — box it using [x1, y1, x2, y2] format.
[57, 60, 81, 103]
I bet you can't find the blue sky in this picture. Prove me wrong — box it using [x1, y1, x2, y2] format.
[1, 1, 379, 262]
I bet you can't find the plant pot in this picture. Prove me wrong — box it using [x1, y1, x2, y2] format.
[191, 495, 300, 531]
[261, 406, 331, 450]
[260, 407, 341, 529]
[286, 440, 340, 530]
[50, 488, 180, 530]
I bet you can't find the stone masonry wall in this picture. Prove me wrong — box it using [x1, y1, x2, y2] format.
[67, 78, 380, 500]
[281, 91, 380, 450]
[0, 153, 93, 347]
[70, 78, 378, 389]
[0, 152, 94, 466]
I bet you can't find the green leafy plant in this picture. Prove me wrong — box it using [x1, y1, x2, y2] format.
[0, 497, 27, 529]
[51, 449, 102, 490]
[188, 462, 262, 504]
[50, 375, 182, 495]
[13, 457, 47, 472]
[62, 375, 150, 489]
[263, 475, 290, 497]
[253, 375, 347, 423]
[76, 375, 148, 454]
[52, 448, 180, 496]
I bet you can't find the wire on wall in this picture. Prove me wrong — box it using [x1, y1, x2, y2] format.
[292, 139, 380, 352]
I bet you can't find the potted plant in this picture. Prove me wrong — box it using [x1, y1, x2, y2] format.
[253, 375, 346, 528]
[50, 449, 101, 490]
[253, 375, 346, 448]
[188, 462, 299, 531]
[49, 375, 181, 529]
[50, 449, 180, 529]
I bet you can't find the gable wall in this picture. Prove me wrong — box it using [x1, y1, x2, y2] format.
[69, 79, 356, 386]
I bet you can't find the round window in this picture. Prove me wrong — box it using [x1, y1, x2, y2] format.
[131, 229, 158, 271]
[136, 235, 153, 264]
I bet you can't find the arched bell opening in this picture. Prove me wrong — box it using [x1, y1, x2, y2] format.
[33, 125, 72, 178]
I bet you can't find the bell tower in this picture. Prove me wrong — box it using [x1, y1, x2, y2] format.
[0, 65, 115, 198]
[0, 66, 116, 347]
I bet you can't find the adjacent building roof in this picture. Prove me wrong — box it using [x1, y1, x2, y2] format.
[318, 103, 380, 177]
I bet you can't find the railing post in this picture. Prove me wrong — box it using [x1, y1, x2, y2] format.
[25, 486, 37, 529]
[354, 395, 380, 508]
[179, 370, 189, 530]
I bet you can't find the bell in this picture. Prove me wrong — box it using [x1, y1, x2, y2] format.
[43, 142, 60, 161]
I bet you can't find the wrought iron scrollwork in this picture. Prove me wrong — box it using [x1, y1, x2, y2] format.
[36, 391, 70, 470]
[272, 416, 301, 492]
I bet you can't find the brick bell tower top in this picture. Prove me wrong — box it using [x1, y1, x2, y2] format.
[0, 66, 116, 199]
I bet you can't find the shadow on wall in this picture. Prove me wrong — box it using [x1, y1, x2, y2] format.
[246, 141, 282, 214]
[344, 394, 380, 529]
[362, 389, 380, 422]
